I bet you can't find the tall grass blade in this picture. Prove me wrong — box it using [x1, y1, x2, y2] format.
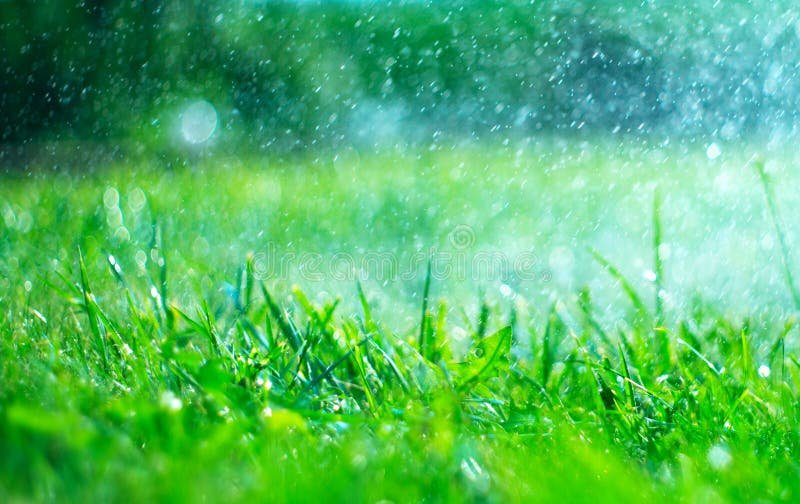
[152, 223, 174, 331]
[541, 305, 556, 388]
[755, 160, 800, 311]
[676, 337, 721, 376]
[589, 247, 649, 323]
[356, 279, 376, 332]
[302, 335, 373, 393]
[244, 254, 256, 314]
[261, 282, 302, 351]
[577, 287, 613, 349]
[740, 328, 752, 380]
[476, 297, 489, 339]
[418, 259, 432, 357]
[618, 341, 635, 409]
[652, 189, 664, 327]
[368, 339, 411, 393]
[78, 249, 108, 372]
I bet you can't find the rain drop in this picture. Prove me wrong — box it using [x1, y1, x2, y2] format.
[181, 100, 218, 144]
[706, 143, 721, 160]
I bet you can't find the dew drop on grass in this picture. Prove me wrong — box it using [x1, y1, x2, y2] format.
[109, 254, 122, 275]
[103, 187, 119, 208]
[758, 365, 771, 378]
[135, 250, 147, 269]
[127, 188, 147, 213]
[460, 457, 490, 493]
[159, 390, 182, 412]
[16, 212, 33, 233]
[707, 444, 732, 470]
[460, 457, 483, 482]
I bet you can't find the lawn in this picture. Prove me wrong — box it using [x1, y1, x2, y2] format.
[2, 140, 800, 502]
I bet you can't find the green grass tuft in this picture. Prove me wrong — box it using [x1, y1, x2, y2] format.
[2, 147, 800, 502]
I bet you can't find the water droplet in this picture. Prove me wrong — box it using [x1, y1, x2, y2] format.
[758, 365, 771, 378]
[706, 143, 721, 160]
[103, 187, 120, 208]
[181, 100, 218, 144]
[135, 250, 147, 269]
[707, 444, 732, 470]
[127, 188, 147, 213]
[460, 457, 483, 482]
[159, 390, 182, 412]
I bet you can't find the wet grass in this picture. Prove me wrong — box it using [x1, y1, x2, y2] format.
[2, 143, 800, 502]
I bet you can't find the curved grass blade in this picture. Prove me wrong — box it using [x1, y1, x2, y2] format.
[261, 282, 302, 351]
[589, 247, 649, 323]
[652, 189, 665, 328]
[755, 159, 800, 311]
[458, 326, 512, 390]
[78, 248, 108, 372]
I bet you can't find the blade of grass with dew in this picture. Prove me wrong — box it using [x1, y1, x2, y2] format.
[476, 296, 490, 339]
[302, 335, 373, 393]
[618, 341, 635, 410]
[458, 326, 512, 389]
[368, 338, 411, 394]
[78, 248, 108, 373]
[740, 328, 753, 381]
[652, 191, 671, 372]
[261, 282, 302, 351]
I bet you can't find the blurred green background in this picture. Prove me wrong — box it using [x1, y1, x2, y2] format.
[3, 0, 800, 161]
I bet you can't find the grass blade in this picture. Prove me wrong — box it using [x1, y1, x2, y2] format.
[261, 282, 302, 351]
[418, 259, 432, 358]
[541, 305, 557, 388]
[78, 249, 108, 372]
[755, 160, 800, 311]
[458, 326, 512, 389]
[740, 328, 752, 381]
[589, 247, 649, 323]
[618, 341, 635, 410]
[652, 189, 664, 328]
[356, 279, 376, 332]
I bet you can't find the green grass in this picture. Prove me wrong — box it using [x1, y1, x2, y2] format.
[2, 142, 800, 502]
